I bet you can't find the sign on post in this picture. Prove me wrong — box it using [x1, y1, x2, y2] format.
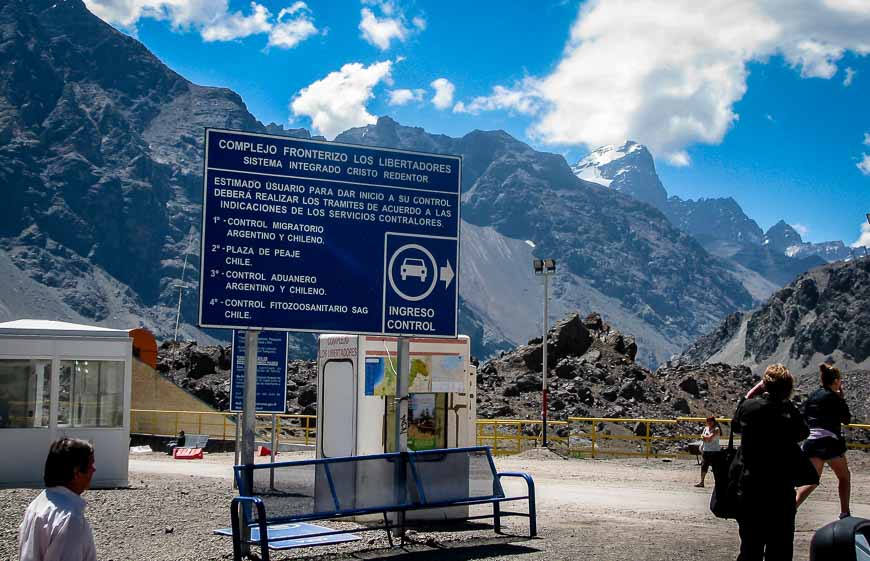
[198, 129, 461, 338]
[230, 329, 288, 413]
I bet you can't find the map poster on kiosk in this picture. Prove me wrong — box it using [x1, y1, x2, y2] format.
[364, 354, 465, 396]
[198, 128, 461, 338]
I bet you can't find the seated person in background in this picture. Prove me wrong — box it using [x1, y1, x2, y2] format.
[167, 430, 186, 455]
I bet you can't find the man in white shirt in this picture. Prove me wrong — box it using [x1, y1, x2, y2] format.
[19, 438, 97, 561]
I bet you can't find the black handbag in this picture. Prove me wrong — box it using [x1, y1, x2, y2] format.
[791, 444, 821, 487]
[710, 402, 744, 519]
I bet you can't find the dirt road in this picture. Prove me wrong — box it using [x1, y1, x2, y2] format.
[1, 451, 867, 561]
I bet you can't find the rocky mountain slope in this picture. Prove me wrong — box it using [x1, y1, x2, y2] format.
[476, 312, 759, 421]
[681, 256, 870, 379]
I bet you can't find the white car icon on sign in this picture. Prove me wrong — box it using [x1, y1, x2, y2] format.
[400, 258, 427, 282]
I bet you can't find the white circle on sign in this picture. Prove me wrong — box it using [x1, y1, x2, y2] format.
[388, 244, 438, 302]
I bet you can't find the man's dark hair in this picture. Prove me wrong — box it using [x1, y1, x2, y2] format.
[44, 438, 93, 487]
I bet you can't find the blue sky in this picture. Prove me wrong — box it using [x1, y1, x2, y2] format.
[85, 0, 870, 246]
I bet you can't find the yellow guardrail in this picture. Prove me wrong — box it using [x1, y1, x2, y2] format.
[476, 416, 870, 458]
[130, 409, 317, 446]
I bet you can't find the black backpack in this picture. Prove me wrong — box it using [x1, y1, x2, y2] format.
[710, 402, 744, 519]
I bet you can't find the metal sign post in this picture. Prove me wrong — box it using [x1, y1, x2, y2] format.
[242, 330, 259, 467]
[393, 336, 410, 538]
[270, 413, 277, 488]
[239, 329, 258, 555]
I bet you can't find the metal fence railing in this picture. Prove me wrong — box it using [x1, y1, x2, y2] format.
[476, 417, 870, 459]
[130, 409, 317, 446]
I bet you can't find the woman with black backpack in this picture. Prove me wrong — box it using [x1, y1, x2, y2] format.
[732, 364, 812, 561]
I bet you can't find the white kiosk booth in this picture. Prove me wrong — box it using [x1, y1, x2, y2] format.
[316, 334, 476, 458]
[315, 334, 476, 520]
[0, 320, 133, 488]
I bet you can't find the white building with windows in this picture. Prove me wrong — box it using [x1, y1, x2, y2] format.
[0, 320, 132, 488]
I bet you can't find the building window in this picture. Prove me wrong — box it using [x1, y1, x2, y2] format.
[59, 360, 125, 428]
[0, 359, 51, 428]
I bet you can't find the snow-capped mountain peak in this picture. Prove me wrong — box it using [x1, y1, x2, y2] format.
[571, 141, 646, 186]
[571, 141, 668, 208]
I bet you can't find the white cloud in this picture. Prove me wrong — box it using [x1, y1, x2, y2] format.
[268, 3, 320, 49]
[290, 61, 393, 139]
[84, 0, 319, 47]
[201, 2, 271, 42]
[359, 8, 406, 50]
[843, 67, 857, 86]
[358, 2, 424, 50]
[453, 0, 870, 162]
[85, 0, 225, 28]
[852, 221, 870, 248]
[666, 151, 691, 167]
[453, 79, 541, 115]
[430, 78, 455, 110]
[791, 223, 810, 237]
[784, 40, 844, 79]
[858, 153, 870, 175]
[864, 132, 870, 146]
[387, 88, 424, 106]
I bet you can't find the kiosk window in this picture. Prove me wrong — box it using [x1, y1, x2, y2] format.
[386, 393, 447, 452]
[58, 360, 125, 427]
[0, 359, 51, 428]
[322, 359, 354, 457]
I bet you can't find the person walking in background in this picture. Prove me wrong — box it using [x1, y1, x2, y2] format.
[695, 415, 721, 488]
[795, 363, 852, 519]
[733, 364, 811, 561]
[19, 438, 97, 561]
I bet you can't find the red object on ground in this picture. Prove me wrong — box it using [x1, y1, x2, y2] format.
[257, 446, 273, 456]
[173, 448, 203, 460]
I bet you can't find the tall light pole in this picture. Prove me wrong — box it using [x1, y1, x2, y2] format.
[533, 258, 557, 448]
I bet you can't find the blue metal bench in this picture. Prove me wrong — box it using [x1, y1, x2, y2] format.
[230, 446, 536, 560]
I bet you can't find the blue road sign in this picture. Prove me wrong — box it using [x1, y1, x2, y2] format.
[199, 128, 461, 337]
[230, 330, 289, 413]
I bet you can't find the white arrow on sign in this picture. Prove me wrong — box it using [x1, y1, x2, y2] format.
[439, 260, 454, 289]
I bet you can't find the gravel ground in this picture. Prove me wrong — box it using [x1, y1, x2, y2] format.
[1, 451, 868, 561]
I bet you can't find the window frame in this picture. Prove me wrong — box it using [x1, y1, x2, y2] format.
[0, 356, 54, 430]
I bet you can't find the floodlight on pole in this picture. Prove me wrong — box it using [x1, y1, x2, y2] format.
[533, 257, 557, 447]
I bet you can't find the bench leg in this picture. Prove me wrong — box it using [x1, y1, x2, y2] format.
[528, 487, 537, 538]
[383, 512, 394, 547]
[493, 501, 502, 534]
